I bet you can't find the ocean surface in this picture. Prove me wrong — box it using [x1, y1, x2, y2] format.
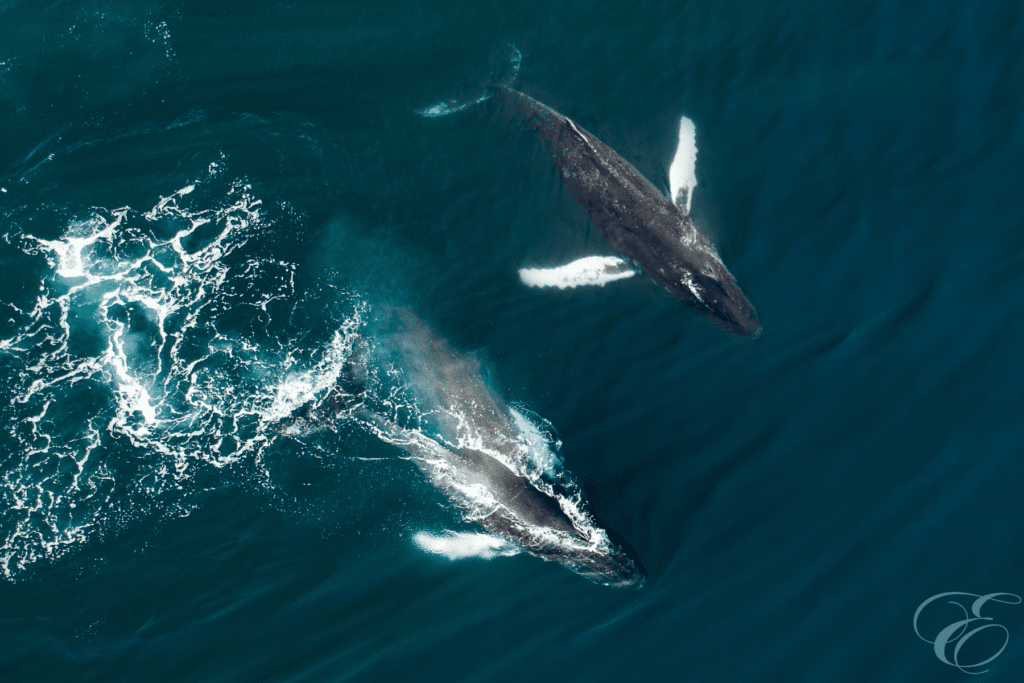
[2, 1, 1023, 681]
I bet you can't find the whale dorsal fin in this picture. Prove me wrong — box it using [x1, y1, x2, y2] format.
[519, 256, 636, 289]
[668, 116, 698, 214]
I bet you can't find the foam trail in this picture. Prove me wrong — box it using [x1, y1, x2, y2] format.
[668, 116, 698, 214]
[519, 256, 636, 289]
[413, 531, 519, 560]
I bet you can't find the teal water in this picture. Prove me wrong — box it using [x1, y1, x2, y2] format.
[2, 1, 1024, 681]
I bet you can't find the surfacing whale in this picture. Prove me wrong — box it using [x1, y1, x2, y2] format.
[419, 47, 760, 337]
[284, 310, 644, 587]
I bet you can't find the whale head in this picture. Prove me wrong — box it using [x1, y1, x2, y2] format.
[562, 537, 646, 588]
[480, 510, 646, 588]
[682, 260, 761, 338]
[647, 237, 760, 338]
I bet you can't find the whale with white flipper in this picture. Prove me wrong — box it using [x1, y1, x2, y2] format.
[419, 47, 760, 337]
[284, 310, 644, 587]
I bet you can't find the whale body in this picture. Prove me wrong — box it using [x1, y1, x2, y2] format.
[418, 48, 760, 337]
[293, 311, 644, 587]
[499, 85, 760, 337]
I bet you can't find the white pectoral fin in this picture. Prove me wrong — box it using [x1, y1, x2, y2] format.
[413, 531, 519, 560]
[668, 115, 698, 214]
[519, 256, 636, 290]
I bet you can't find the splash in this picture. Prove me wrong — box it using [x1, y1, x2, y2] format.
[0, 172, 364, 579]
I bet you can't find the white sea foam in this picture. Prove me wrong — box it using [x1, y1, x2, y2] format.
[668, 115, 698, 214]
[0, 169, 366, 578]
[265, 316, 364, 424]
[519, 256, 635, 289]
[412, 530, 518, 560]
[510, 407, 563, 478]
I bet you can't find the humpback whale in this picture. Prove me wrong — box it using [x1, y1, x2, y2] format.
[285, 311, 644, 587]
[419, 48, 760, 337]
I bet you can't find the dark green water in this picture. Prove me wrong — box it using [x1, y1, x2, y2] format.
[2, 1, 1023, 681]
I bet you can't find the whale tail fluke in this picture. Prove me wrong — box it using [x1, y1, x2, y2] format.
[493, 43, 522, 88]
[416, 44, 521, 118]
[272, 336, 370, 438]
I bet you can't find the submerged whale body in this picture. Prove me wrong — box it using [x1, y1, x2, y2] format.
[292, 311, 644, 587]
[419, 48, 760, 337]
